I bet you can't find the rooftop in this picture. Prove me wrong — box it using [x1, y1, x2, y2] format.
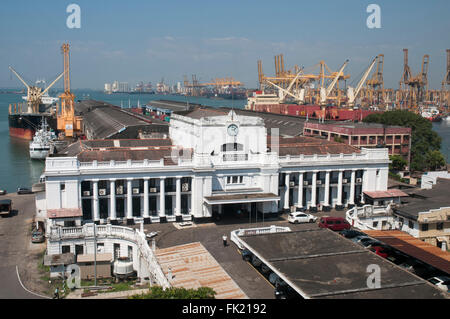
[75, 100, 168, 139]
[155, 242, 247, 299]
[77, 253, 113, 263]
[239, 229, 447, 299]
[364, 189, 409, 199]
[364, 230, 450, 275]
[274, 136, 360, 156]
[47, 208, 82, 219]
[394, 178, 450, 220]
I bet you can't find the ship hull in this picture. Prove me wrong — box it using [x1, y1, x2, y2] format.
[8, 114, 57, 140]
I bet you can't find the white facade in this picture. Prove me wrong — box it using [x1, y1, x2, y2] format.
[41, 110, 390, 225]
[421, 171, 450, 189]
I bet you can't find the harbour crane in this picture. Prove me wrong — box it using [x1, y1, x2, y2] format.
[8, 66, 64, 114]
[346, 56, 378, 108]
[265, 68, 305, 103]
[319, 59, 349, 106]
[441, 49, 450, 106]
[398, 49, 430, 110]
[365, 54, 385, 105]
[57, 43, 82, 138]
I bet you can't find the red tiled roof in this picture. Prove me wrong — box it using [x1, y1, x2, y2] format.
[364, 189, 409, 199]
[270, 135, 360, 156]
[47, 208, 82, 219]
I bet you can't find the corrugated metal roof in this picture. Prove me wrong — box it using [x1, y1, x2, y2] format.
[47, 208, 82, 219]
[364, 230, 450, 275]
[364, 189, 409, 199]
[77, 253, 113, 263]
[155, 242, 247, 299]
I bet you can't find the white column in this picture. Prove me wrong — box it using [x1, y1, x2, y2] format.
[337, 170, 343, 206]
[93, 180, 99, 222]
[297, 172, 304, 208]
[159, 178, 165, 217]
[349, 170, 356, 205]
[311, 171, 317, 208]
[110, 179, 116, 220]
[361, 169, 367, 204]
[175, 177, 181, 216]
[143, 178, 149, 218]
[127, 179, 132, 219]
[324, 171, 330, 207]
[284, 173, 290, 210]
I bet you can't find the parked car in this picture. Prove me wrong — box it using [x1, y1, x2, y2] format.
[350, 235, 370, 243]
[31, 231, 45, 243]
[17, 187, 32, 195]
[339, 229, 366, 239]
[274, 282, 301, 299]
[0, 189, 7, 195]
[288, 212, 317, 224]
[241, 249, 253, 262]
[251, 255, 262, 267]
[357, 237, 382, 248]
[318, 217, 351, 231]
[260, 263, 271, 274]
[268, 272, 282, 287]
[427, 276, 450, 292]
[0, 199, 12, 217]
[369, 245, 389, 258]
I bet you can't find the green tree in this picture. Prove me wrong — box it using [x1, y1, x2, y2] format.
[425, 150, 446, 171]
[129, 286, 216, 299]
[389, 155, 407, 172]
[364, 110, 443, 172]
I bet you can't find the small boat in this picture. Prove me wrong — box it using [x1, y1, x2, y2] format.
[29, 118, 57, 160]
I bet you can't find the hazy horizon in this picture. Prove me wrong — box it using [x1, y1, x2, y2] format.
[1, 0, 449, 90]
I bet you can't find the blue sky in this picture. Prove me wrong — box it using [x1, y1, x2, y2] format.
[1, 0, 449, 89]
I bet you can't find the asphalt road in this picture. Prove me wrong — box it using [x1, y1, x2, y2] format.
[0, 193, 45, 299]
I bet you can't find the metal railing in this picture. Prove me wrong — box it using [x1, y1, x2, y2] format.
[47, 224, 171, 288]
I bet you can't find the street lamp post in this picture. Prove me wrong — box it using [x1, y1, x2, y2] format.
[93, 223, 97, 287]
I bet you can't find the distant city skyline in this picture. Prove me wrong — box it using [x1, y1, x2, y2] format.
[1, 0, 449, 90]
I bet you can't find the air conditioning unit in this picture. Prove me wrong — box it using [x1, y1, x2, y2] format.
[149, 188, 157, 193]
[304, 181, 309, 186]
[289, 181, 295, 187]
[116, 186, 124, 195]
[343, 179, 348, 184]
[182, 183, 189, 192]
[356, 178, 362, 183]
[132, 188, 140, 194]
[83, 191, 91, 196]
[99, 189, 106, 196]
[317, 180, 322, 185]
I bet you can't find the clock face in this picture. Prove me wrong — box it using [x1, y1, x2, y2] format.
[227, 124, 239, 136]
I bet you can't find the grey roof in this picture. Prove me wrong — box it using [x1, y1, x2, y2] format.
[239, 229, 447, 299]
[75, 100, 168, 140]
[394, 178, 450, 220]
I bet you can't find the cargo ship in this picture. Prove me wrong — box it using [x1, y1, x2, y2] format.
[245, 90, 379, 121]
[8, 68, 63, 140]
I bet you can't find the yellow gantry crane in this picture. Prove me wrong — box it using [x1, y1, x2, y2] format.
[398, 49, 430, 110]
[57, 43, 82, 138]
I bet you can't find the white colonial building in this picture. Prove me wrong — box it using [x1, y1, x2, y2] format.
[39, 108, 391, 228]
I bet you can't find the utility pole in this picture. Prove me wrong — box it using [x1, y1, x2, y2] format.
[93, 223, 97, 287]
